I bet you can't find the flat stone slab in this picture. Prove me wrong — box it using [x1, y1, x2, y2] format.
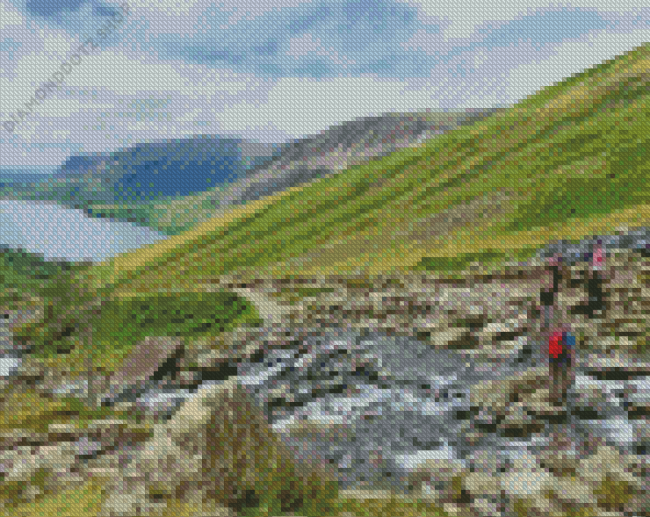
[579, 354, 650, 378]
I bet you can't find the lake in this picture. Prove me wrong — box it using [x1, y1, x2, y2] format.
[0, 199, 168, 263]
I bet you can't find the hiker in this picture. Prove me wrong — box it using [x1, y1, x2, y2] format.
[541, 243, 605, 406]
[548, 329, 576, 407]
[538, 252, 575, 407]
[583, 240, 607, 317]
[539, 252, 563, 331]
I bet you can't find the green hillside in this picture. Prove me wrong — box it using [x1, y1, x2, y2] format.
[80, 41, 650, 298]
[82, 110, 494, 237]
[0, 248, 93, 310]
[11, 41, 650, 367]
[6, 41, 650, 517]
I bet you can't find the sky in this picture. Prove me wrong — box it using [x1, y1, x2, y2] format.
[1, 0, 650, 171]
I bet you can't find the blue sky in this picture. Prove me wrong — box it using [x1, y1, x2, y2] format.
[1, 0, 650, 170]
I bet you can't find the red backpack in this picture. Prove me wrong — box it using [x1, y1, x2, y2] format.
[549, 331, 563, 358]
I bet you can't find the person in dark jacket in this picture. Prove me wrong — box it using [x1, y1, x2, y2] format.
[584, 240, 607, 317]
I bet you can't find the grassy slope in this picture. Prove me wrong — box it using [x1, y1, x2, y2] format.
[0, 248, 94, 311]
[84, 110, 490, 237]
[82, 42, 650, 297]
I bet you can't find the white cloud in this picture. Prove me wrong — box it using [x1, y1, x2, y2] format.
[127, 0, 306, 14]
[124, 0, 204, 15]
[217, 75, 448, 141]
[41, 30, 75, 60]
[406, 0, 649, 41]
[287, 32, 325, 58]
[286, 32, 357, 68]
[121, 0, 309, 38]
[503, 28, 650, 103]
[0, 1, 25, 30]
[3, 0, 650, 167]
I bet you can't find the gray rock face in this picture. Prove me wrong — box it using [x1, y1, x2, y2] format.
[535, 226, 650, 264]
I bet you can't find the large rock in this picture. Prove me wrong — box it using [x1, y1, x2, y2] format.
[0, 440, 86, 508]
[408, 443, 648, 517]
[581, 335, 645, 355]
[469, 367, 558, 418]
[100, 379, 340, 517]
[573, 445, 648, 515]
[101, 336, 184, 400]
[579, 351, 650, 379]
[403, 458, 467, 505]
[30, 335, 184, 407]
[503, 445, 646, 517]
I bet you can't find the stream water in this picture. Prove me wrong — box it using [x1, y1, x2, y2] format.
[2, 313, 646, 495]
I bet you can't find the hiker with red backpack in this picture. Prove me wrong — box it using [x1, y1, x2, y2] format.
[540, 243, 605, 407]
[548, 329, 576, 407]
[539, 252, 574, 407]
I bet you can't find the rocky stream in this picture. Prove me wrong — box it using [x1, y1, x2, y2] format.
[1, 228, 649, 516]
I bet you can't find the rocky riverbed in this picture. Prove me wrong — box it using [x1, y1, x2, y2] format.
[1, 228, 649, 516]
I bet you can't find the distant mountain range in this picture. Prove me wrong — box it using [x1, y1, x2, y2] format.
[0, 108, 501, 234]
[92, 107, 501, 235]
[0, 136, 282, 206]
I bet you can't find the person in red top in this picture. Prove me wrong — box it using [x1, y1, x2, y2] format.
[539, 251, 580, 407]
[549, 329, 576, 407]
[541, 243, 605, 408]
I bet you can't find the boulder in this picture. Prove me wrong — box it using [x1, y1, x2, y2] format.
[426, 326, 473, 350]
[499, 445, 648, 517]
[475, 315, 528, 346]
[0, 441, 85, 508]
[580, 351, 650, 379]
[29, 335, 184, 407]
[469, 367, 556, 418]
[570, 374, 614, 418]
[403, 458, 467, 506]
[100, 379, 340, 517]
[464, 333, 528, 365]
[583, 335, 645, 355]
[102, 336, 184, 400]
[498, 401, 545, 437]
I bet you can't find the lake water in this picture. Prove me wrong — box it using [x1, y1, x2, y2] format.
[0, 199, 168, 263]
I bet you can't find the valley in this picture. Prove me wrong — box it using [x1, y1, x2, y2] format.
[1, 42, 650, 517]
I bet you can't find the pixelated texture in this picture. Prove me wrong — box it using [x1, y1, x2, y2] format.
[1, 3, 650, 517]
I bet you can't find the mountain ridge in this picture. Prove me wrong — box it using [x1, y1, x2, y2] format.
[82, 41, 650, 292]
[0, 109, 498, 237]
[110, 107, 500, 235]
[0, 135, 283, 208]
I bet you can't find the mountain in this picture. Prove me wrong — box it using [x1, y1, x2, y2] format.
[0, 136, 282, 208]
[82, 41, 650, 292]
[0, 111, 494, 234]
[215, 107, 502, 207]
[0, 171, 52, 191]
[53, 155, 107, 178]
[89, 107, 499, 235]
